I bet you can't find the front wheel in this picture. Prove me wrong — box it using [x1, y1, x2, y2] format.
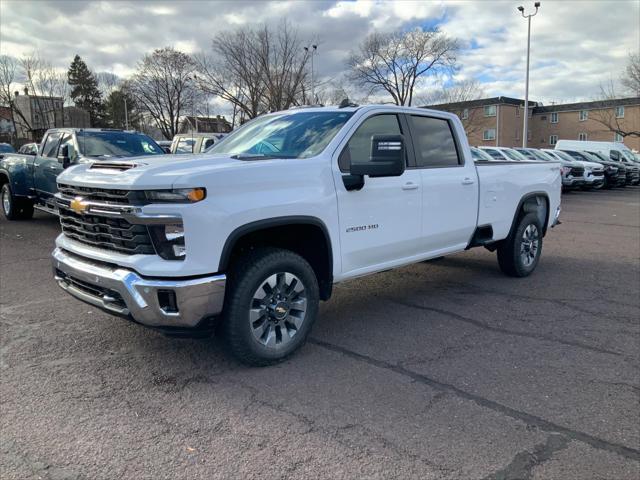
[221, 247, 319, 366]
[497, 212, 543, 277]
[1, 183, 34, 220]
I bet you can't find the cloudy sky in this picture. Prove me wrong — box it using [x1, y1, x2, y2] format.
[1, 0, 638, 113]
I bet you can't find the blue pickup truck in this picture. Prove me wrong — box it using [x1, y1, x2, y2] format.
[0, 128, 164, 220]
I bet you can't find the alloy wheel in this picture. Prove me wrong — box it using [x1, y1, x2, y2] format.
[249, 272, 307, 349]
[520, 224, 539, 267]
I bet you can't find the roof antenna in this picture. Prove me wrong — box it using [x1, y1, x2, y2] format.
[339, 98, 358, 108]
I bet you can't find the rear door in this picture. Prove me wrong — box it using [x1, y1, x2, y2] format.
[333, 112, 423, 276]
[407, 113, 478, 254]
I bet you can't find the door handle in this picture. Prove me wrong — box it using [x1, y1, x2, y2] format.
[402, 182, 419, 190]
[462, 177, 475, 185]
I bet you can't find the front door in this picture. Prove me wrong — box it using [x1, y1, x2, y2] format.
[33, 132, 63, 202]
[333, 113, 422, 277]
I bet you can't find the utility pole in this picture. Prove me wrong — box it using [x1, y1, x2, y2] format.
[124, 96, 129, 130]
[304, 45, 318, 104]
[518, 2, 540, 148]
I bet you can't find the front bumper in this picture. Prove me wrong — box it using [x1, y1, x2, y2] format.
[52, 248, 226, 328]
[583, 172, 604, 187]
[562, 176, 584, 188]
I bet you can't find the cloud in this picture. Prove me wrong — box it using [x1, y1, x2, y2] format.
[0, 0, 637, 114]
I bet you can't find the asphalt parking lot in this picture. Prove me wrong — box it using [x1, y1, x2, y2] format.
[1, 188, 639, 480]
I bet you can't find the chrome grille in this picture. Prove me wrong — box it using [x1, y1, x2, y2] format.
[57, 183, 140, 205]
[56, 187, 155, 255]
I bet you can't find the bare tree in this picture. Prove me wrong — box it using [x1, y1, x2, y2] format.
[591, 81, 639, 139]
[0, 55, 24, 141]
[347, 29, 459, 106]
[621, 53, 639, 96]
[129, 47, 196, 140]
[419, 79, 486, 136]
[96, 71, 121, 97]
[195, 21, 310, 121]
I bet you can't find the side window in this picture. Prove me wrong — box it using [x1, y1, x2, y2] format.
[483, 149, 504, 160]
[339, 114, 402, 172]
[176, 137, 195, 153]
[410, 115, 460, 167]
[58, 134, 77, 161]
[202, 138, 215, 152]
[41, 133, 62, 158]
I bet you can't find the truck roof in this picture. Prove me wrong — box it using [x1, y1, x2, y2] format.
[282, 104, 459, 120]
[44, 128, 145, 134]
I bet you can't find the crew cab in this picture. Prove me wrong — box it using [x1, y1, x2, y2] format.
[171, 133, 227, 154]
[0, 128, 164, 219]
[48, 105, 561, 366]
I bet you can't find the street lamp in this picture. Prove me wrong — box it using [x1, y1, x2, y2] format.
[518, 1, 540, 148]
[304, 45, 318, 104]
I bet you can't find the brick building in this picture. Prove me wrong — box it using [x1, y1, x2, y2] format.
[426, 96, 640, 152]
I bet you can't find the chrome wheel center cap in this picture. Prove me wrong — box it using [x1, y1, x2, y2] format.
[270, 302, 289, 320]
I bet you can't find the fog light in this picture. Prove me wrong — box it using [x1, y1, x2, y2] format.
[149, 223, 186, 260]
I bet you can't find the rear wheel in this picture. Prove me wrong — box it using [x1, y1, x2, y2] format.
[497, 212, 543, 277]
[1, 183, 34, 220]
[221, 247, 319, 366]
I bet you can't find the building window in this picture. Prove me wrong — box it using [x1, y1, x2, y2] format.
[528, 130, 532, 141]
[528, 109, 532, 118]
[579, 110, 588, 121]
[549, 135, 558, 145]
[516, 129, 520, 140]
[550, 112, 558, 123]
[516, 107, 520, 117]
[484, 105, 496, 117]
[615, 106, 624, 118]
[578, 133, 587, 141]
[483, 128, 496, 141]
[462, 108, 469, 120]
[614, 132, 623, 142]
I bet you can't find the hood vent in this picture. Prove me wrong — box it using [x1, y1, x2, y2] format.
[90, 162, 143, 172]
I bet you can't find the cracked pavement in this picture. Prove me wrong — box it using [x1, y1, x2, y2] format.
[1, 188, 639, 479]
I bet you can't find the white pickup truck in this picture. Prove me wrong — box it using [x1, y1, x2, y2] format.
[51, 105, 561, 365]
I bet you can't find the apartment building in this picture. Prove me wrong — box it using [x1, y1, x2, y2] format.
[426, 96, 640, 152]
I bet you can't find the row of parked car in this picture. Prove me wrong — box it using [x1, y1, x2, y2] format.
[469, 141, 640, 191]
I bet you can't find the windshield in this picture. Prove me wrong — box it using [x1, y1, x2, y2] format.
[530, 150, 555, 161]
[514, 148, 536, 160]
[77, 131, 164, 158]
[587, 151, 608, 162]
[208, 111, 354, 159]
[502, 149, 526, 161]
[471, 147, 493, 161]
[621, 150, 635, 161]
[551, 150, 575, 162]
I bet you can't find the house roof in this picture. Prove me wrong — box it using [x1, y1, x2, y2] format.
[533, 97, 640, 113]
[423, 96, 539, 111]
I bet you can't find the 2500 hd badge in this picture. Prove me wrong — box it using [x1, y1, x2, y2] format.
[346, 224, 379, 233]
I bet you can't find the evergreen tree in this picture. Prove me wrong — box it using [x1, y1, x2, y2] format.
[104, 89, 139, 129]
[67, 55, 104, 126]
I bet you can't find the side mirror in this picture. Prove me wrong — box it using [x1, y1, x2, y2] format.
[57, 145, 70, 168]
[350, 134, 406, 178]
[610, 151, 621, 161]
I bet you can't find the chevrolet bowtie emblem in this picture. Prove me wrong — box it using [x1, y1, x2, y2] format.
[70, 196, 89, 215]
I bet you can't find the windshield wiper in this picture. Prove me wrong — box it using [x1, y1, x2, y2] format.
[230, 153, 296, 160]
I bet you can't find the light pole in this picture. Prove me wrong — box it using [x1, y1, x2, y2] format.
[304, 45, 318, 104]
[518, 2, 540, 148]
[124, 95, 129, 130]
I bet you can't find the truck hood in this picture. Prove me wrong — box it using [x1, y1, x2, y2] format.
[575, 160, 603, 170]
[57, 154, 243, 189]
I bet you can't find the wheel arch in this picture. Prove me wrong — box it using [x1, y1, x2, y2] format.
[219, 216, 334, 300]
[508, 192, 550, 238]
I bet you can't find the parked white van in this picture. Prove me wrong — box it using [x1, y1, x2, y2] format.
[554, 140, 633, 162]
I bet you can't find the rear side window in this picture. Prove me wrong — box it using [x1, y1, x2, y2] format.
[176, 137, 195, 153]
[201, 138, 215, 152]
[42, 133, 62, 158]
[409, 115, 460, 167]
[339, 114, 402, 172]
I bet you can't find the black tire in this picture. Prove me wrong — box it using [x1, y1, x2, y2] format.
[497, 212, 543, 278]
[1, 183, 34, 220]
[221, 247, 319, 366]
[603, 176, 611, 189]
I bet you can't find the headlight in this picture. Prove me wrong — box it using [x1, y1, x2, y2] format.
[149, 223, 186, 260]
[561, 166, 571, 175]
[145, 188, 206, 203]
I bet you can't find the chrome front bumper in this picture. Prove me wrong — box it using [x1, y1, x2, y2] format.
[52, 248, 226, 328]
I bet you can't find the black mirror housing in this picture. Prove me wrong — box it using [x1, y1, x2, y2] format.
[57, 145, 70, 167]
[350, 134, 405, 178]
